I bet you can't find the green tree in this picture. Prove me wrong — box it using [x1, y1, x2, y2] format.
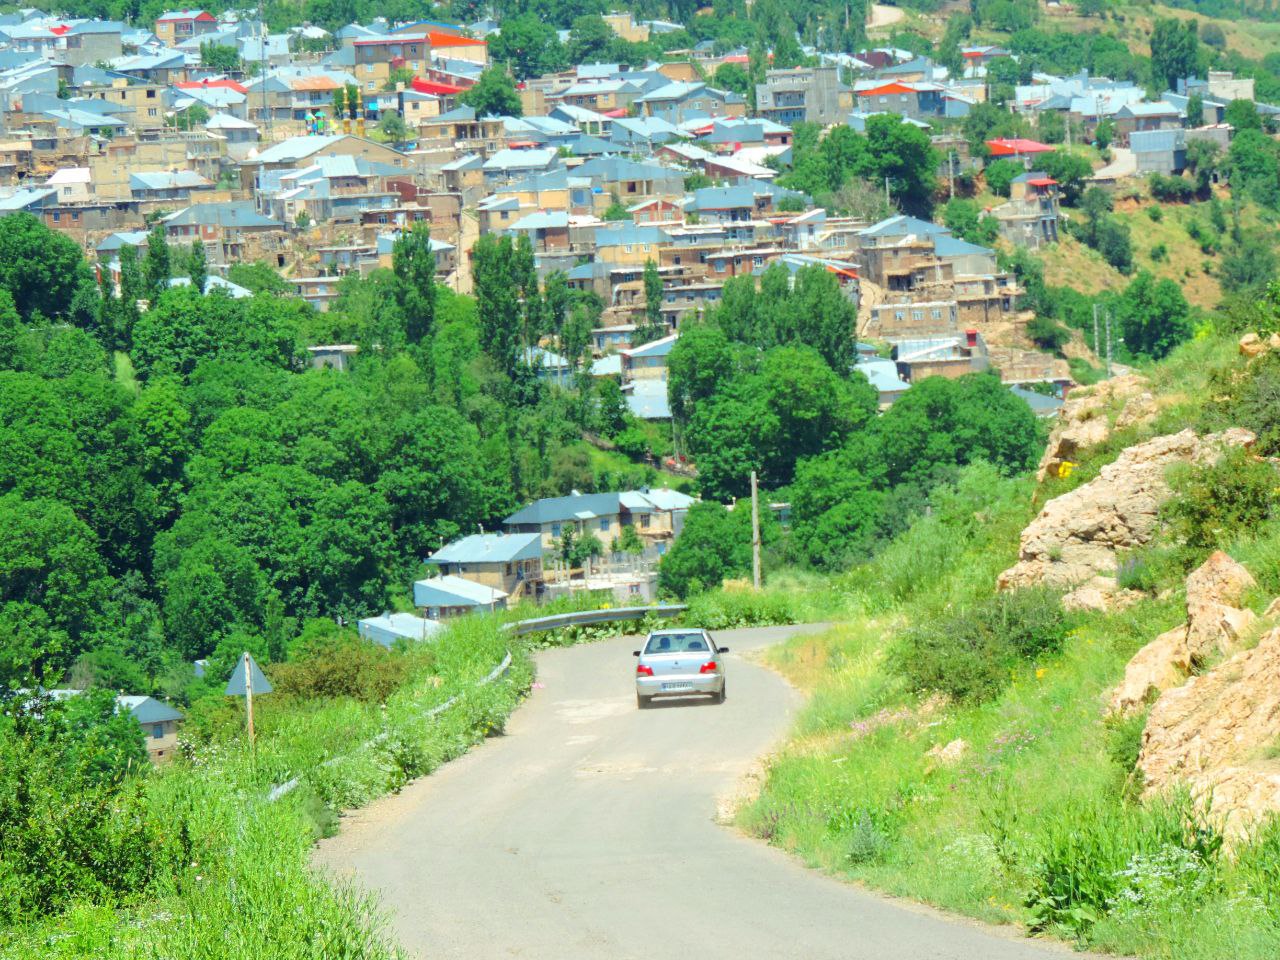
[789, 447, 885, 568]
[566, 14, 614, 64]
[1228, 128, 1280, 208]
[489, 14, 567, 79]
[187, 241, 208, 295]
[1039, 149, 1093, 205]
[227, 261, 289, 295]
[1150, 17, 1199, 90]
[983, 157, 1022, 197]
[633, 258, 666, 346]
[0, 288, 20, 370]
[943, 198, 1000, 245]
[712, 62, 752, 97]
[461, 65, 522, 117]
[1094, 116, 1115, 150]
[392, 222, 437, 344]
[378, 110, 409, 143]
[472, 234, 522, 376]
[1186, 92, 1204, 128]
[1224, 98, 1262, 132]
[0, 213, 93, 321]
[383, 65, 416, 90]
[200, 41, 240, 71]
[143, 225, 171, 299]
[1115, 270, 1192, 359]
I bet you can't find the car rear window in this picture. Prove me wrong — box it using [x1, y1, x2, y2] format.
[644, 633, 709, 654]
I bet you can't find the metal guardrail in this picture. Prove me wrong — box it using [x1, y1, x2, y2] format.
[505, 604, 687, 636]
[267, 606, 684, 802]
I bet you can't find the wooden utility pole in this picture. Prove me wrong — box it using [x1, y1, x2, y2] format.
[750, 471, 761, 590]
[243, 651, 255, 746]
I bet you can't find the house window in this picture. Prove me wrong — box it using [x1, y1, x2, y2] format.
[600, 518, 610, 532]
[931, 308, 942, 320]
[551, 522, 562, 537]
[640, 514, 651, 528]
[912, 309, 924, 321]
[152, 724, 164, 739]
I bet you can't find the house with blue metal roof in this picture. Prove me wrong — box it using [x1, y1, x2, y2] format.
[621, 333, 677, 383]
[413, 574, 509, 617]
[426, 531, 543, 598]
[636, 81, 746, 124]
[358, 611, 446, 647]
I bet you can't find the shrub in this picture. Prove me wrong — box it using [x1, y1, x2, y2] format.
[1147, 206, 1163, 222]
[1163, 447, 1279, 550]
[1028, 313, 1071, 352]
[1026, 795, 1221, 940]
[1148, 173, 1195, 203]
[1150, 243, 1168, 263]
[272, 634, 416, 703]
[893, 586, 1071, 702]
[1218, 352, 1280, 455]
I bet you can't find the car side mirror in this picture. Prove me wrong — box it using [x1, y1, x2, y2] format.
[718, 646, 729, 654]
[632, 650, 641, 657]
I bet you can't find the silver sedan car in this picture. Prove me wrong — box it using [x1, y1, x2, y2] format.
[634, 628, 728, 708]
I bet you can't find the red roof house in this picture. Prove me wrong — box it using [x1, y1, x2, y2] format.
[986, 137, 1054, 158]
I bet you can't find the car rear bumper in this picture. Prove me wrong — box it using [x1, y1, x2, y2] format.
[636, 674, 723, 698]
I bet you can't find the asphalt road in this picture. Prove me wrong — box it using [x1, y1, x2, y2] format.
[316, 626, 1080, 960]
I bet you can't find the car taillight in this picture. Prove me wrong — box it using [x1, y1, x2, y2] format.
[636, 664, 653, 677]
[700, 661, 718, 674]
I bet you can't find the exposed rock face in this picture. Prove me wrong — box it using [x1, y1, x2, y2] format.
[1185, 550, 1258, 659]
[1036, 374, 1150, 483]
[926, 738, 969, 765]
[1108, 551, 1258, 716]
[1138, 625, 1280, 839]
[1239, 333, 1267, 359]
[1109, 626, 1193, 716]
[999, 429, 1255, 595]
[1062, 576, 1144, 614]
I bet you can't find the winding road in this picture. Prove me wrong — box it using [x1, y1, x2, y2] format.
[316, 626, 1080, 959]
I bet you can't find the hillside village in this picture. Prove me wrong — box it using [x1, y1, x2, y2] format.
[1, 5, 1264, 417]
[2, 2, 1276, 746]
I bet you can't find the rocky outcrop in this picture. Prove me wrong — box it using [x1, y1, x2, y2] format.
[1062, 576, 1144, 614]
[1138, 625, 1280, 839]
[999, 429, 1255, 596]
[1108, 551, 1257, 715]
[926, 738, 969, 766]
[1185, 551, 1258, 659]
[1237, 332, 1280, 360]
[1036, 374, 1151, 483]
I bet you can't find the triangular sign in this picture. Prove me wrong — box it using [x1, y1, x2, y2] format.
[225, 652, 273, 696]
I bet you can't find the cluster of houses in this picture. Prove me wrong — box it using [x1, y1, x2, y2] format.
[2, 7, 1259, 415]
[357, 486, 697, 647]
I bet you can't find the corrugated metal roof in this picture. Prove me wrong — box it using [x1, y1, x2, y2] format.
[428, 532, 542, 565]
[412, 574, 508, 607]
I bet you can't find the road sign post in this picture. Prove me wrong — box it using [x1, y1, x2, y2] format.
[226, 651, 273, 747]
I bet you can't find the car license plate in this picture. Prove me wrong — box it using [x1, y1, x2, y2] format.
[662, 681, 693, 691]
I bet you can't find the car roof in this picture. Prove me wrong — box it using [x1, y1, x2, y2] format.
[648, 627, 704, 635]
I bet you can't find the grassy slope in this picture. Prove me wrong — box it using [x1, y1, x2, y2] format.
[1042, 192, 1275, 311]
[733, 333, 1280, 958]
[2, 616, 532, 959]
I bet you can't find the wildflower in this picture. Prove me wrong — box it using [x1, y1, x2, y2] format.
[1035, 667, 1047, 680]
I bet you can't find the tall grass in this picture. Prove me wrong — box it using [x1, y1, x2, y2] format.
[737, 335, 1280, 959]
[0, 614, 529, 959]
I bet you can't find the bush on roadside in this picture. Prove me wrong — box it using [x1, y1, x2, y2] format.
[1026, 794, 1222, 941]
[1162, 448, 1279, 550]
[893, 586, 1071, 702]
[271, 632, 418, 703]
